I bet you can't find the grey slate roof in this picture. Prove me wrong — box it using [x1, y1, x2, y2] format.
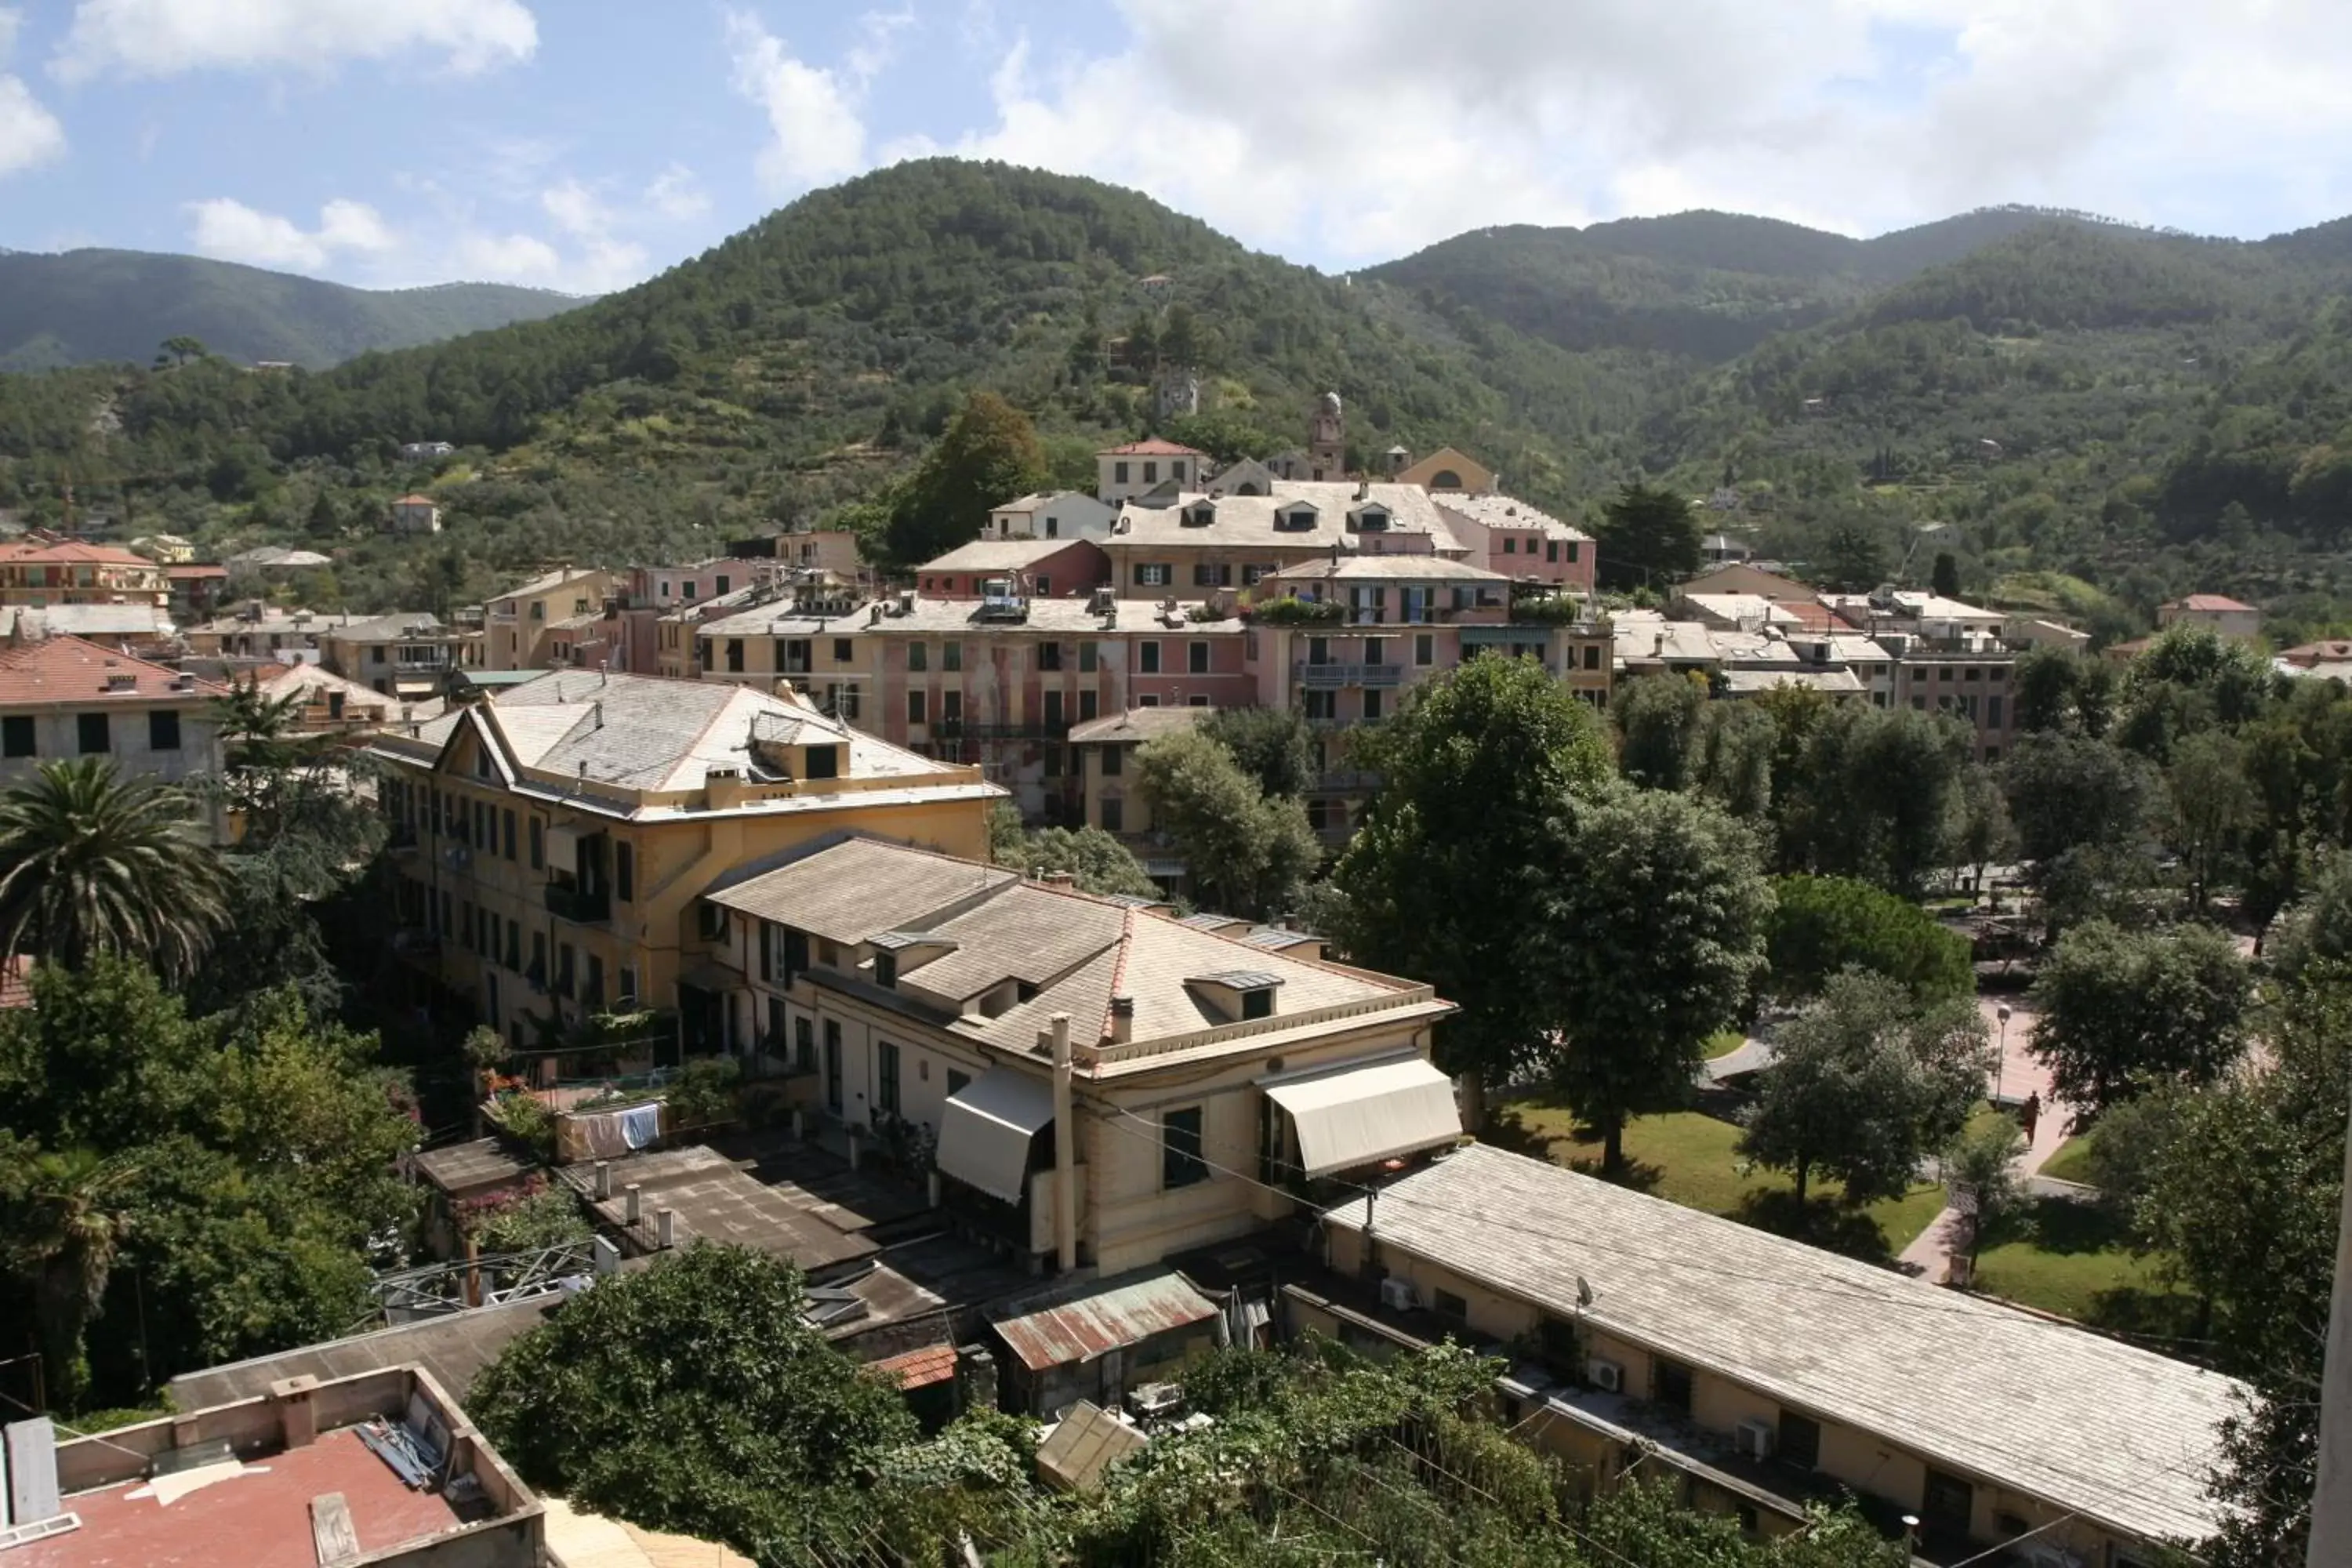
[706, 835, 1017, 945]
[1324, 1144, 2238, 1544]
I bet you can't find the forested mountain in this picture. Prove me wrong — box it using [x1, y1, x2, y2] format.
[1, 162, 2350, 640]
[0, 249, 583, 372]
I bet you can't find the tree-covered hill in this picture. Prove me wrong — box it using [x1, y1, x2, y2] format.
[0, 249, 584, 372]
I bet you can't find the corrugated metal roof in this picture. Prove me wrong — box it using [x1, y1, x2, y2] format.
[991, 1272, 1221, 1372]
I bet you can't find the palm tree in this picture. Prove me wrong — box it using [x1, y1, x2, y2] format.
[2, 1147, 136, 1413]
[0, 757, 230, 980]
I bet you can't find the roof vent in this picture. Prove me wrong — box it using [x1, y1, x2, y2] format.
[104, 672, 136, 692]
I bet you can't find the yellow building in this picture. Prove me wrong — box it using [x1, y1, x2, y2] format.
[1392, 445, 1498, 494]
[699, 835, 1460, 1276]
[483, 567, 617, 670]
[365, 670, 1000, 1047]
[1308, 1145, 2235, 1567]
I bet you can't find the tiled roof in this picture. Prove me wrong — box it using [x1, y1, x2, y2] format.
[871, 1343, 959, 1391]
[845, 598, 1242, 637]
[0, 540, 157, 567]
[1326, 1145, 2239, 1544]
[0, 634, 220, 704]
[2169, 593, 2258, 612]
[1112, 481, 1464, 554]
[392, 495, 437, 506]
[492, 566, 604, 602]
[1097, 438, 1208, 457]
[920, 537, 1101, 573]
[1265, 554, 1504, 585]
[1065, 706, 1211, 744]
[708, 836, 1017, 945]
[1432, 492, 1592, 542]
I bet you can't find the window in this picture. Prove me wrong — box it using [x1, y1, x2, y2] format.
[530, 601, 545, 620]
[1188, 695, 1210, 708]
[1136, 563, 1171, 587]
[1308, 636, 1331, 666]
[907, 690, 927, 724]
[1565, 542, 1581, 564]
[1241, 986, 1274, 1020]
[584, 954, 605, 1011]
[460, 902, 476, 948]
[1502, 537, 1517, 555]
[1079, 641, 1098, 673]
[909, 642, 928, 673]
[1547, 540, 1560, 563]
[1188, 641, 1210, 673]
[714, 575, 731, 596]
[528, 817, 544, 870]
[1304, 690, 1336, 720]
[833, 637, 854, 663]
[1035, 575, 1052, 597]
[71, 712, 112, 754]
[878, 1041, 901, 1115]
[1044, 516, 1059, 539]
[1651, 1356, 1693, 1413]
[2, 716, 33, 757]
[794, 1016, 815, 1073]
[1363, 689, 1385, 722]
[942, 691, 964, 725]
[724, 639, 744, 673]
[1162, 1106, 1207, 1188]
[557, 942, 576, 997]
[873, 951, 898, 989]
[1039, 641, 1063, 671]
[1415, 633, 1434, 666]
[1921, 1470, 1973, 1538]
[615, 842, 634, 903]
[1101, 798, 1123, 833]
[1583, 644, 1602, 670]
[1078, 688, 1098, 721]
[148, 710, 182, 751]
[1432, 1288, 1468, 1323]
[1142, 461, 1158, 483]
[1138, 694, 1160, 707]
[1102, 745, 1123, 777]
[1043, 690, 1064, 728]
[824, 1021, 844, 1111]
[530, 931, 547, 985]
[1776, 1412, 1820, 1472]
[1192, 563, 1231, 587]
[1114, 460, 1131, 483]
[1363, 636, 1386, 666]
[1140, 642, 1162, 674]
[942, 641, 962, 672]
[1987, 695, 2003, 728]
[503, 810, 517, 860]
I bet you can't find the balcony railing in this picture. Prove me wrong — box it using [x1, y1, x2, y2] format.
[1295, 662, 1404, 688]
[545, 881, 612, 924]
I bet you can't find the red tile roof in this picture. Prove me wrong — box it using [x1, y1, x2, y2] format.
[168, 564, 230, 579]
[0, 634, 223, 704]
[871, 1343, 959, 1391]
[0, 541, 160, 567]
[392, 494, 437, 506]
[1095, 438, 1207, 457]
[2169, 594, 2257, 612]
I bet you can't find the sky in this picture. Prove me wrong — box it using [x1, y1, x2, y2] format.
[2, 0, 2350, 296]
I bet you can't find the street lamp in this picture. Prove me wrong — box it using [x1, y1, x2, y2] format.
[1994, 1004, 2013, 1105]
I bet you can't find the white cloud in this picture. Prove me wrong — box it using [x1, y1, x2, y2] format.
[537, 177, 648, 292]
[185, 196, 394, 270]
[887, 0, 2352, 263]
[645, 162, 710, 222]
[450, 230, 563, 283]
[726, 9, 906, 196]
[53, 0, 536, 82]
[0, 8, 64, 177]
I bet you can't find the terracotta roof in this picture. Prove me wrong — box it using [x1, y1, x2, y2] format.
[1097, 438, 1208, 457]
[871, 1343, 959, 1391]
[0, 634, 220, 704]
[166, 564, 230, 579]
[0, 540, 158, 567]
[391, 495, 437, 506]
[2168, 593, 2258, 612]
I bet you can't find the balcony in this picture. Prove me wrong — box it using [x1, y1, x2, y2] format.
[545, 880, 611, 924]
[385, 822, 418, 851]
[1295, 662, 1404, 688]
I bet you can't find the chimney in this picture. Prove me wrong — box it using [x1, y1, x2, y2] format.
[1108, 993, 1134, 1044]
[624, 1182, 642, 1224]
[1051, 1013, 1077, 1272]
[1042, 869, 1075, 887]
[269, 1375, 321, 1450]
[656, 1207, 676, 1249]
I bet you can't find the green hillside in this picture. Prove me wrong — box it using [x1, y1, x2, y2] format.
[0, 249, 583, 371]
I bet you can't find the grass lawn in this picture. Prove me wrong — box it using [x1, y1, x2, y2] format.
[1490, 1101, 1946, 1264]
[2038, 1131, 2099, 1186]
[1970, 1196, 2196, 1339]
[1704, 1029, 1746, 1061]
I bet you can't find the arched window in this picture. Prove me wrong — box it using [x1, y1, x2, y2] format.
[1432, 469, 1463, 490]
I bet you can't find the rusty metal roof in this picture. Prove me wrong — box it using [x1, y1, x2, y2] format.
[990, 1272, 1222, 1372]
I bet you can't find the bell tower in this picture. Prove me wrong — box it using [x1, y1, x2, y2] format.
[1308, 390, 1345, 481]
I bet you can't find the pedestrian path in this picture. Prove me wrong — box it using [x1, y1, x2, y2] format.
[1900, 994, 2068, 1283]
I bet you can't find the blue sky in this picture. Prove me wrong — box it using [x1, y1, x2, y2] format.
[3, 1, 2349, 294]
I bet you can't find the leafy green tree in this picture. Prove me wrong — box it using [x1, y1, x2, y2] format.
[987, 803, 1159, 898]
[2110, 966, 2352, 1565]
[1134, 729, 1319, 918]
[882, 390, 1048, 566]
[1737, 971, 1987, 1204]
[2000, 730, 2158, 929]
[1946, 761, 2016, 891]
[471, 1243, 920, 1563]
[1595, 481, 1700, 590]
[2164, 729, 2254, 913]
[1812, 521, 1889, 591]
[156, 335, 207, 367]
[1929, 550, 1962, 598]
[1690, 698, 1779, 821]
[1613, 671, 1705, 789]
[0, 758, 228, 982]
[1940, 1115, 2025, 1270]
[1544, 789, 1773, 1171]
[2028, 920, 2251, 1117]
[1200, 706, 1316, 798]
[1762, 874, 1973, 1003]
[1334, 659, 1614, 1123]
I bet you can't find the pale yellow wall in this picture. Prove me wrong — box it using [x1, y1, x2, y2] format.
[485, 571, 616, 670]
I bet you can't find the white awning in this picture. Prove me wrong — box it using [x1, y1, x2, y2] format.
[938, 1068, 1055, 1203]
[1265, 1057, 1461, 1178]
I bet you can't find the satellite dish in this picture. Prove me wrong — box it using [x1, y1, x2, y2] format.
[1576, 1276, 1595, 1308]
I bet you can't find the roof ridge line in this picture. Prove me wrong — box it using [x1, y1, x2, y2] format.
[1099, 906, 1137, 1042]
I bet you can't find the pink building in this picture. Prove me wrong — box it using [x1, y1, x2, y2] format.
[915, 538, 1111, 601]
[1432, 493, 1595, 592]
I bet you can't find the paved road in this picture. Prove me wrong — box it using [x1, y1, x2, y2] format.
[1900, 994, 2073, 1283]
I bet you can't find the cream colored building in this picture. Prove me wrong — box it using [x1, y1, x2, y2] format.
[700, 835, 1460, 1276]
[366, 671, 1000, 1050]
[1392, 445, 1497, 494]
[1312, 1145, 2233, 1567]
[484, 567, 617, 670]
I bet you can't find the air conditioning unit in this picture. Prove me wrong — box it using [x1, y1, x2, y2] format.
[1377, 1276, 1417, 1313]
[1585, 1357, 1623, 1393]
[1734, 1418, 1774, 1460]
[1126, 1382, 1182, 1421]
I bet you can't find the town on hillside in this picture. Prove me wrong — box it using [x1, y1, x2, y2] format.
[0, 390, 2342, 1568]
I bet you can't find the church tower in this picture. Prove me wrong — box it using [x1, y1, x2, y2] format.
[1308, 390, 1345, 481]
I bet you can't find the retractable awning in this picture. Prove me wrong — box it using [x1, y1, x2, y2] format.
[938, 1068, 1055, 1203]
[1264, 1057, 1461, 1178]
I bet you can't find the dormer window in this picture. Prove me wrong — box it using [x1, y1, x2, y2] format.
[1185, 501, 1216, 528]
[1185, 970, 1284, 1022]
[1349, 505, 1390, 532]
[1279, 504, 1319, 532]
[873, 952, 898, 989]
[1242, 986, 1274, 1020]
